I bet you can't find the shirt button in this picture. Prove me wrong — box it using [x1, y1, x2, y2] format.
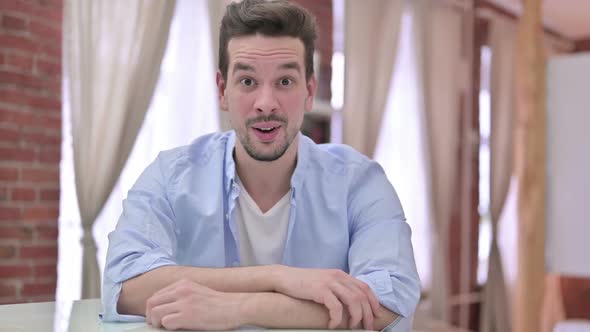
[225, 213, 230, 219]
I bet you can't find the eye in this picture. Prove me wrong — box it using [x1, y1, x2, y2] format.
[240, 78, 255, 87]
[278, 78, 293, 86]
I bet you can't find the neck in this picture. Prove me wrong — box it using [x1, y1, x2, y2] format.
[234, 135, 299, 212]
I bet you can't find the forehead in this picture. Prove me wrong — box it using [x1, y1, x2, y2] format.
[227, 34, 305, 70]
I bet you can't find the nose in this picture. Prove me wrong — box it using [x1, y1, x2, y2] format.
[253, 84, 278, 114]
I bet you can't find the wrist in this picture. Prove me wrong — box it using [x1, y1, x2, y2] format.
[268, 264, 287, 292]
[236, 292, 261, 327]
[232, 292, 252, 327]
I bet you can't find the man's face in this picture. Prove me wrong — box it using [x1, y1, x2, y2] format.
[217, 34, 316, 162]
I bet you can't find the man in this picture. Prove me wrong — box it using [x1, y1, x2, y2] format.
[102, 0, 420, 330]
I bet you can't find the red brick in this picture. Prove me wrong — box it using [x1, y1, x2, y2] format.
[0, 110, 60, 131]
[0, 187, 7, 201]
[22, 281, 55, 297]
[0, 126, 19, 143]
[21, 130, 60, 146]
[21, 168, 58, 183]
[0, 264, 32, 278]
[20, 244, 57, 259]
[11, 187, 36, 201]
[0, 34, 38, 54]
[0, 1, 61, 23]
[0, 70, 44, 90]
[0, 207, 21, 221]
[35, 114, 61, 129]
[0, 53, 4, 65]
[0, 167, 18, 181]
[0, 225, 33, 240]
[35, 59, 60, 76]
[38, 43, 60, 60]
[0, 89, 29, 108]
[5, 53, 34, 72]
[0, 283, 16, 297]
[0, 245, 16, 258]
[29, 95, 60, 111]
[46, 79, 60, 96]
[23, 206, 59, 221]
[1, 15, 27, 31]
[0, 146, 35, 162]
[0, 108, 33, 125]
[36, 225, 58, 240]
[37, 148, 60, 163]
[33, 263, 56, 279]
[29, 20, 60, 42]
[39, 188, 58, 201]
[47, 0, 63, 8]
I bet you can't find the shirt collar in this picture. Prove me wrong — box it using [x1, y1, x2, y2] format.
[223, 130, 310, 196]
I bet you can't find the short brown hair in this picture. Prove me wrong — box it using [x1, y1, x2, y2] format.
[218, 0, 318, 82]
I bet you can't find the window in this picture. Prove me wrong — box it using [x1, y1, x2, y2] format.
[373, 8, 432, 290]
[56, 1, 219, 330]
[477, 45, 492, 285]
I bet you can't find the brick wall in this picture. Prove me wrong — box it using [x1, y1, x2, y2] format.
[0, 0, 62, 304]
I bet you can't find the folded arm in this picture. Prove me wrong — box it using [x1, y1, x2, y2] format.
[144, 278, 399, 331]
[117, 264, 280, 316]
[120, 264, 398, 330]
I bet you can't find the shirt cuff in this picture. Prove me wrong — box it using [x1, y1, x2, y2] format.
[381, 315, 412, 332]
[356, 270, 414, 317]
[101, 254, 177, 322]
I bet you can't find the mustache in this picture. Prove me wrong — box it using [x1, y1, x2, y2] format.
[246, 115, 287, 127]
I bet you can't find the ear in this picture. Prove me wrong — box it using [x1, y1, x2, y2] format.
[216, 71, 228, 112]
[304, 74, 317, 113]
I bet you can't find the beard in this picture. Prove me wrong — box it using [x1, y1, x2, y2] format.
[236, 114, 297, 162]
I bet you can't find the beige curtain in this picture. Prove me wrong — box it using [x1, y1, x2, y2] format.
[208, 0, 233, 131]
[413, 0, 464, 322]
[342, 0, 405, 157]
[64, 0, 176, 298]
[480, 18, 516, 332]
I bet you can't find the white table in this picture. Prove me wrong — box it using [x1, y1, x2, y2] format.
[0, 298, 465, 332]
[0, 299, 166, 332]
[0, 299, 372, 332]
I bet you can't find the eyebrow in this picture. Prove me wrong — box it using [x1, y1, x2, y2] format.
[232, 61, 302, 75]
[233, 62, 255, 75]
[278, 62, 301, 73]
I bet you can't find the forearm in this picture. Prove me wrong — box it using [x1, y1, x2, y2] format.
[240, 292, 343, 329]
[240, 292, 399, 330]
[118, 264, 280, 316]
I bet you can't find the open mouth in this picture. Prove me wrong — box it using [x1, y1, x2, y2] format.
[254, 126, 279, 134]
[251, 124, 282, 141]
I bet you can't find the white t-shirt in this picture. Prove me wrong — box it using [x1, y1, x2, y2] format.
[235, 177, 291, 266]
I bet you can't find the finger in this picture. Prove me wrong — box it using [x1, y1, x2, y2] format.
[321, 291, 343, 329]
[146, 288, 180, 322]
[360, 297, 374, 331]
[161, 312, 183, 331]
[330, 282, 363, 329]
[352, 278, 381, 314]
[150, 302, 180, 328]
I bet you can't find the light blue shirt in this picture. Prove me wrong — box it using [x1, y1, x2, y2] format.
[102, 131, 420, 329]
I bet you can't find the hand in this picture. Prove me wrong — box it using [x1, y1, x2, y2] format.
[145, 279, 246, 330]
[274, 266, 381, 330]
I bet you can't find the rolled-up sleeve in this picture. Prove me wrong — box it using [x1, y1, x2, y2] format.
[101, 152, 179, 322]
[348, 161, 421, 320]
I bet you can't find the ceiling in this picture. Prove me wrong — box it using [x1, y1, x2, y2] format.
[488, 0, 590, 40]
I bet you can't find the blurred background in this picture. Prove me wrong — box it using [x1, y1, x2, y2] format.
[0, 0, 589, 331]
